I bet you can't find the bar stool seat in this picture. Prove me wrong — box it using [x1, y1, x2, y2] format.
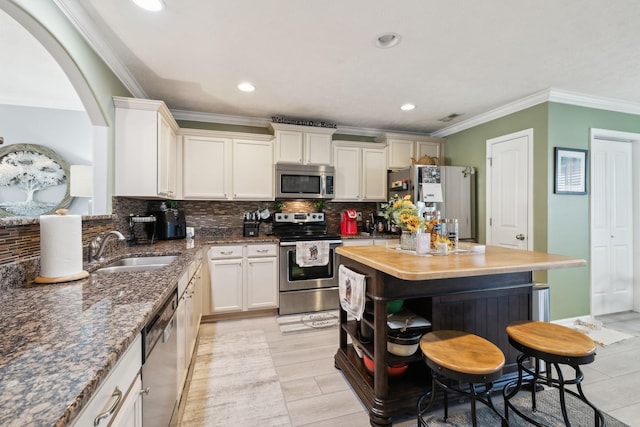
[417, 330, 507, 427]
[503, 320, 606, 426]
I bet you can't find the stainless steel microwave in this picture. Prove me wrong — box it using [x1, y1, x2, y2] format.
[275, 164, 335, 199]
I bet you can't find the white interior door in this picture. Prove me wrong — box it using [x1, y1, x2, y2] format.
[486, 129, 533, 250]
[591, 138, 633, 315]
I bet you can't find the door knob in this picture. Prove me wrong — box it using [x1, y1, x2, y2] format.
[516, 234, 525, 240]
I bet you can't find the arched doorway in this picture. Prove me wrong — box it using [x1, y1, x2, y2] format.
[0, 0, 109, 214]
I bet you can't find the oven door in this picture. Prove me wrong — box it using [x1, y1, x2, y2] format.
[279, 241, 341, 291]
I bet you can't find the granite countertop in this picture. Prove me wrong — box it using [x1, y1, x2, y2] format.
[336, 242, 586, 281]
[0, 236, 274, 427]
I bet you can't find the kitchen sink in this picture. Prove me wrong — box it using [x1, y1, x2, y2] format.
[95, 255, 178, 274]
[96, 264, 169, 274]
[107, 255, 178, 267]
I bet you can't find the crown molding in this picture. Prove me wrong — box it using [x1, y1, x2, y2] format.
[54, 0, 146, 98]
[432, 88, 640, 138]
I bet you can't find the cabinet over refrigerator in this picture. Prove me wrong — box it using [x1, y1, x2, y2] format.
[387, 165, 476, 240]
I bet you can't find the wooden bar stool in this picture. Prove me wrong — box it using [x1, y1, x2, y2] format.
[417, 330, 508, 427]
[503, 320, 606, 426]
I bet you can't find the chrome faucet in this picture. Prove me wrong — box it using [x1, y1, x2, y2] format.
[89, 231, 126, 262]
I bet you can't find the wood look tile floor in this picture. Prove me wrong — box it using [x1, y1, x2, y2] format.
[178, 312, 640, 427]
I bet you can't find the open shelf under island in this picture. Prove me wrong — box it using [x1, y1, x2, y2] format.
[334, 243, 586, 427]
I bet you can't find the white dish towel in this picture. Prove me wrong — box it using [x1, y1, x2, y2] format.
[338, 265, 366, 321]
[296, 241, 330, 267]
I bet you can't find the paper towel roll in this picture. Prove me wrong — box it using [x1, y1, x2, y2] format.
[39, 214, 84, 279]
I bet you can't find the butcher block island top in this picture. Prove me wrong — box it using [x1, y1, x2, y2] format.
[335, 243, 585, 281]
[334, 243, 586, 427]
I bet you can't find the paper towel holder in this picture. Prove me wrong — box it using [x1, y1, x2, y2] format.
[33, 209, 89, 284]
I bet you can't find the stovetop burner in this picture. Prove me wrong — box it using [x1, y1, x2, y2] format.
[272, 212, 341, 241]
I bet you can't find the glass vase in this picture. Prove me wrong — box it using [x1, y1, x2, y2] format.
[400, 230, 416, 251]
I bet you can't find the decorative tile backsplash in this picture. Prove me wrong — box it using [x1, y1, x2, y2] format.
[0, 196, 378, 287]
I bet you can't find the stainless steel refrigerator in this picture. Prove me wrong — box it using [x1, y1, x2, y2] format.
[387, 165, 476, 240]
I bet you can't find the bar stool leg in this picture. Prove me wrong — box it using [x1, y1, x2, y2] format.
[417, 376, 438, 427]
[469, 382, 478, 427]
[443, 381, 449, 421]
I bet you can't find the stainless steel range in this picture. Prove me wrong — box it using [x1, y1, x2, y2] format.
[272, 212, 342, 315]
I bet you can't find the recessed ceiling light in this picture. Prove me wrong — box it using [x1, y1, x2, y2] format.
[400, 103, 415, 111]
[132, 0, 165, 12]
[375, 32, 401, 49]
[237, 82, 255, 92]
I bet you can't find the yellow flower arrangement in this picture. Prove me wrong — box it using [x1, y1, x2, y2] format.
[383, 196, 452, 249]
[382, 195, 425, 232]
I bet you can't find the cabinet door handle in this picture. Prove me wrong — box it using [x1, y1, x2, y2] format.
[93, 386, 122, 426]
[256, 249, 269, 253]
[220, 251, 234, 255]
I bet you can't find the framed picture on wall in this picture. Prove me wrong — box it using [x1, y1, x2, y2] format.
[554, 147, 588, 195]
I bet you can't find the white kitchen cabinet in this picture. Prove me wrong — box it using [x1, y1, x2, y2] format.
[179, 129, 274, 200]
[113, 97, 179, 198]
[342, 239, 374, 247]
[177, 253, 204, 399]
[333, 141, 387, 202]
[416, 140, 442, 163]
[361, 147, 387, 200]
[72, 334, 142, 427]
[269, 122, 336, 165]
[181, 134, 231, 199]
[208, 244, 278, 314]
[109, 373, 143, 427]
[232, 138, 274, 199]
[246, 245, 278, 310]
[342, 238, 399, 247]
[186, 262, 202, 359]
[208, 245, 244, 313]
[176, 268, 189, 396]
[376, 132, 444, 169]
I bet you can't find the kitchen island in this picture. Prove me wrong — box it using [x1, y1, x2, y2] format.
[334, 243, 585, 427]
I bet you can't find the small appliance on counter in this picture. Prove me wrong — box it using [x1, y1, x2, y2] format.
[242, 208, 270, 237]
[341, 209, 358, 235]
[148, 209, 187, 240]
[243, 221, 260, 237]
[128, 214, 157, 245]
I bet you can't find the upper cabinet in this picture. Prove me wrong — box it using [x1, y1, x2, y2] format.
[269, 122, 337, 165]
[333, 141, 387, 202]
[376, 132, 444, 169]
[114, 97, 179, 198]
[179, 129, 274, 201]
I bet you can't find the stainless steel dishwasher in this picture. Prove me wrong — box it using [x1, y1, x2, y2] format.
[142, 289, 178, 427]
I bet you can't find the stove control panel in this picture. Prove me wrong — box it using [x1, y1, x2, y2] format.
[274, 212, 325, 223]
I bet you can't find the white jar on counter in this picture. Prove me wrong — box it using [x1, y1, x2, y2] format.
[416, 229, 431, 255]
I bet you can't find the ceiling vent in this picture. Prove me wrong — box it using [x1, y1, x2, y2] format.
[438, 113, 461, 122]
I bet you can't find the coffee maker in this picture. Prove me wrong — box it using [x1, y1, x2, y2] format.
[148, 209, 187, 240]
[340, 210, 358, 235]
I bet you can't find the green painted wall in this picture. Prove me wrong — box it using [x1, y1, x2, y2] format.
[445, 102, 640, 320]
[546, 103, 640, 319]
[443, 103, 549, 254]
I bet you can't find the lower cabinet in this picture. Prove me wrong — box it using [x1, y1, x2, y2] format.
[110, 373, 143, 427]
[177, 254, 204, 400]
[209, 243, 278, 313]
[72, 334, 142, 427]
[342, 238, 400, 247]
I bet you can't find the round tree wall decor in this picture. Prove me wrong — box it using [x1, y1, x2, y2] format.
[0, 144, 72, 217]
